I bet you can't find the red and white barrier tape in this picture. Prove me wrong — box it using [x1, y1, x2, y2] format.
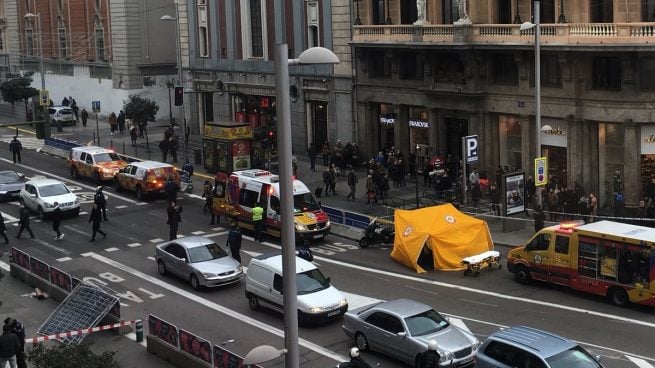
[25, 319, 141, 344]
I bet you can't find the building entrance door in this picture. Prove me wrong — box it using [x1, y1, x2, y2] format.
[445, 118, 468, 158]
[543, 145, 567, 189]
[311, 102, 328, 148]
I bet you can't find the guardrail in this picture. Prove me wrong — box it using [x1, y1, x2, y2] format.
[44, 137, 82, 151]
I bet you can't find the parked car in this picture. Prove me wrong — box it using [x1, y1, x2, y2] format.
[476, 326, 603, 368]
[342, 299, 478, 367]
[0, 170, 26, 201]
[19, 177, 80, 219]
[155, 236, 243, 290]
[48, 106, 76, 126]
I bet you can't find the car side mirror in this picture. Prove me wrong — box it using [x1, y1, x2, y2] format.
[30, 194, 37, 198]
[179, 257, 187, 263]
[396, 332, 406, 338]
[326, 276, 331, 283]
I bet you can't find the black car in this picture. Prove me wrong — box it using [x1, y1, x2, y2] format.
[0, 171, 25, 201]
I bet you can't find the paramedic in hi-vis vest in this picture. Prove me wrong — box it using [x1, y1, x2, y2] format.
[252, 202, 264, 242]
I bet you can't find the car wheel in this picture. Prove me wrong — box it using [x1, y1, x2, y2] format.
[248, 294, 260, 311]
[608, 287, 629, 307]
[359, 237, 372, 248]
[113, 178, 122, 192]
[71, 167, 80, 179]
[190, 274, 201, 290]
[157, 261, 167, 276]
[94, 172, 102, 185]
[136, 186, 144, 200]
[414, 354, 422, 368]
[37, 206, 45, 220]
[514, 265, 531, 284]
[355, 332, 369, 351]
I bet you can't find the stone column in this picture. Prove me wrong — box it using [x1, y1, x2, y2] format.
[397, 105, 409, 154]
[429, 108, 439, 155]
[624, 121, 640, 205]
[568, 118, 583, 186]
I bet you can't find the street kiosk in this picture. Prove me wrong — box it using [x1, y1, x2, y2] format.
[202, 123, 253, 173]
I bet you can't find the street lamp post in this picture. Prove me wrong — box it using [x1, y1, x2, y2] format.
[275, 46, 339, 368]
[354, 0, 362, 25]
[161, 4, 188, 162]
[24, 13, 44, 91]
[521, 0, 542, 206]
[415, 144, 420, 208]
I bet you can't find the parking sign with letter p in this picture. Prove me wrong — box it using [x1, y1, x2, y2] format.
[464, 135, 479, 163]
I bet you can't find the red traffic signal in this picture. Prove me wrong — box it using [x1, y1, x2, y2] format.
[174, 87, 184, 106]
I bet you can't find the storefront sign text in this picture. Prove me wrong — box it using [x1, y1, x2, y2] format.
[643, 135, 655, 143]
[379, 116, 395, 125]
[203, 125, 254, 140]
[543, 126, 566, 136]
[408, 119, 430, 128]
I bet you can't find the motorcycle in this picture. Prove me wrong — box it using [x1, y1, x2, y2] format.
[359, 217, 395, 248]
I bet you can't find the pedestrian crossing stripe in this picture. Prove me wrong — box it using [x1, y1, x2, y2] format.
[127, 243, 142, 248]
[627, 356, 655, 368]
[149, 238, 164, 243]
[0, 136, 44, 151]
[105, 247, 119, 252]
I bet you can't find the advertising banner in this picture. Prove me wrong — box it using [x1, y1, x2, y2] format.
[148, 315, 179, 349]
[179, 329, 212, 364]
[29, 257, 50, 282]
[504, 172, 525, 216]
[213, 345, 263, 368]
[50, 266, 72, 292]
[11, 247, 30, 271]
[232, 141, 251, 171]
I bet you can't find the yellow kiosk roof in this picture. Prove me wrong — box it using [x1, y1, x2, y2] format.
[391, 203, 494, 273]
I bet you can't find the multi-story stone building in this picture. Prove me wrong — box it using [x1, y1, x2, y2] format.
[179, 0, 353, 171]
[352, 0, 655, 208]
[11, 0, 177, 119]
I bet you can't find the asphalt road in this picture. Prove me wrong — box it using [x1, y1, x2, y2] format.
[0, 138, 653, 368]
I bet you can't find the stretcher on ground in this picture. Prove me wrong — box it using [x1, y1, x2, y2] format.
[461, 250, 502, 277]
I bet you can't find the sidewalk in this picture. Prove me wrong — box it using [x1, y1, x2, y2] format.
[40, 121, 538, 248]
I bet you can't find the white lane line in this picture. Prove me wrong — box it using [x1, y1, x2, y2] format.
[79, 211, 88, 215]
[105, 247, 119, 252]
[56, 257, 73, 262]
[205, 231, 228, 238]
[211, 227, 225, 231]
[136, 202, 148, 206]
[81, 252, 94, 257]
[191, 231, 205, 235]
[115, 205, 128, 209]
[341, 292, 381, 310]
[147, 256, 155, 261]
[458, 298, 498, 308]
[243, 250, 262, 257]
[186, 193, 203, 200]
[0, 157, 140, 204]
[0, 212, 20, 223]
[87, 252, 347, 363]
[127, 243, 142, 248]
[627, 356, 655, 368]
[32, 238, 70, 255]
[149, 238, 164, 243]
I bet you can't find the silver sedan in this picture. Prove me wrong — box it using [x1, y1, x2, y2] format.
[155, 236, 243, 290]
[342, 299, 479, 367]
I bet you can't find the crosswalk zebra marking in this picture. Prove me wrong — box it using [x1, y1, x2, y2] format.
[627, 356, 655, 368]
[115, 205, 128, 209]
[56, 257, 73, 262]
[105, 247, 119, 252]
[191, 231, 205, 235]
[149, 238, 164, 243]
[127, 242, 142, 248]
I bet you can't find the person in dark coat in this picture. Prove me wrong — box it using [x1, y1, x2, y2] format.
[88, 203, 107, 242]
[169, 137, 178, 163]
[80, 108, 89, 127]
[4, 318, 26, 368]
[226, 221, 242, 263]
[534, 205, 546, 233]
[307, 143, 317, 172]
[322, 167, 332, 197]
[165, 175, 179, 203]
[159, 137, 169, 162]
[94, 186, 108, 221]
[417, 340, 441, 368]
[52, 202, 64, 240]
[0, 213, 8, 246]
[167, 200, 182, 240]
[16, 205, 34, 239]
[117, 110, 126, 134]
[0, 324, 21, 368]
[9, 137, 21, 164]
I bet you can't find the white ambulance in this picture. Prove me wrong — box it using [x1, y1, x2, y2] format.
[226, 169, 330, 241]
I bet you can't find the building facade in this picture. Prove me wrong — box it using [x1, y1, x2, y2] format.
[352, 0, 655, 209]
[12, 0, 177, 119]
[179, 0, 354, 168]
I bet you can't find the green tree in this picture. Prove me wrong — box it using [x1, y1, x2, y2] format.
[28, 342, 121, 368]
[0, 76, 38, 116]
[124, 94, 159, 128]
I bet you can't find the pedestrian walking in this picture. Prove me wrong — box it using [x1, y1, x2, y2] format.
[346, 167, 358, 201]
[0, 324, 21, 368]
[252, 202, 264, 242]
[81, 108, 89, 127]
[322, 167, 332, 197]
[129, 122, 138, 146]
[321, 141, 330, 166]
[52, 202, 64, 240]
[88, 203, 107, 242]
[165, 175, 179, 203]
[226, 221, 242, 263]
[589, 192, 598, 222]
[159, 136, 169, 162]
[169, 137, 179, 163]
[16, 205, 34, 239]
[117, 110, 126, 134]
[9, 136, 21, 164]
[307, 143, 317, 172]
[202, 180, 212, 214]
[108, 112, 118, 135]
[167, 201, 182, 240]
[94, 186, 108, 221]
[417, 340, 441, 368]
[182, 159, 194, 178]
[366, 174, 376, 204]
[3, 318, 26, 368]
[71, 100, 79, 123]
[534, 205, 546, 233]
[329, 163, 337, 195]
[0, 212, 8, 247]
[490, 183, 501, 216]
[61, 96, 70, 106]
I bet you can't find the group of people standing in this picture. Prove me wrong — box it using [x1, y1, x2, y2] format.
[0, 317, 26, 368]
[307, 140, 360, 174]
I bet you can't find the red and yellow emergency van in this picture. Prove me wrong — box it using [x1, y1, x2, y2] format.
[223, 169, 330, 241]
[68, 146, 127, 184]
[507, 220, 655, 307]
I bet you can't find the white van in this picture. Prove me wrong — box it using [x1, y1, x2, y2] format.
[245, 253, 348, 325]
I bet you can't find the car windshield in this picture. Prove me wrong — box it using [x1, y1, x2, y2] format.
[39, 184, 70, 197]
[546, 346, 602, 368]
[93, 152, 121, 163]
[0, 172, 20, 184]
[187, 243, 228, 263]
[293, 192, 320, 213]
[296, 269, 330, 295]
[404, 308, 450, 336]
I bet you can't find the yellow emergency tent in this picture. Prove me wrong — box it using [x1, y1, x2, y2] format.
[390, 203, 494, 273]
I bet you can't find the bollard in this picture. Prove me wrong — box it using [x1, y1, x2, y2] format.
[122, 142, 126, 154]
[110, 139, 114, 149]
[93, 131, 96, 143]
[135, 319, 143, 343]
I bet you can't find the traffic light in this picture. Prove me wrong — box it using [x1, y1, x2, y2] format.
[174, 87, 184, 106]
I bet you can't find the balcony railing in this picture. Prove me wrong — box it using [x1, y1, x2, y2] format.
[353, 23, 655, 44]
